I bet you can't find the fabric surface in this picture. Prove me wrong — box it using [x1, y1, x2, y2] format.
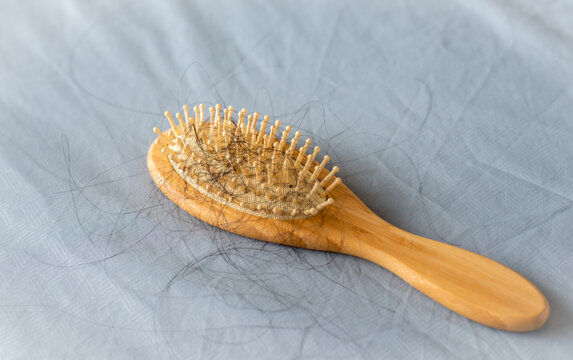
[1, 0, 572, 358]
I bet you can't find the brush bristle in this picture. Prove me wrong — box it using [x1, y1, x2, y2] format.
[155, 104, 341, 220]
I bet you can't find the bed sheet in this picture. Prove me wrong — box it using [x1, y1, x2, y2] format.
[1, 0, 572, 358]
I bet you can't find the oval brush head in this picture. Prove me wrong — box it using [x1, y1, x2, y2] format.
[154, 104, 339, 220]
[148, 103, 549, 332]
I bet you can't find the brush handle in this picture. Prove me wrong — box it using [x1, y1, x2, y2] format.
[345, 218, 549, 331]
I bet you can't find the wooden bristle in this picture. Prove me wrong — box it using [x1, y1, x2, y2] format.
[164, 111, 179, 135]
[176, 112, 185, 128]
[310, 155, 329, 183]
[288, 131, 302, 152]
[193, 106, 200, 126]
[257, 115, 270, 145]
[320, 166, 339, 187]
[326, 177, 341, 193]
[183, 104, 191, 124]
[294, 138, 312, 169]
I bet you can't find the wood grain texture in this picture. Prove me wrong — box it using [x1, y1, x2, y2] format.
[148, 132, 549, 332]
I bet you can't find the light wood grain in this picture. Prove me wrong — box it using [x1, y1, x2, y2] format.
[148, 132, 549, 332]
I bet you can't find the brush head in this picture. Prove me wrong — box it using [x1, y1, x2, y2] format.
[152, 104, 341, 220]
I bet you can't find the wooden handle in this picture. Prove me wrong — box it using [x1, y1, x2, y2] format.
[345, 220, 549, 331]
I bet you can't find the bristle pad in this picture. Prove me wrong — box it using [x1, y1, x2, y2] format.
[159, 104, 340, 220]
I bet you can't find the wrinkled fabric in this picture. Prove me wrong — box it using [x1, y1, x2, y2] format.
[1, 0, 572, 358]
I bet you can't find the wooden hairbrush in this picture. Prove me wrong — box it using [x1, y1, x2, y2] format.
[147, 103, 549, 332]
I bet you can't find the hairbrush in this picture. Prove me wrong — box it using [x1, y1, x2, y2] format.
[147, 103, 549, 332]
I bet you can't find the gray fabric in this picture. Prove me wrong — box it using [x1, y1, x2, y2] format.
[1, 0, 572, 358]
